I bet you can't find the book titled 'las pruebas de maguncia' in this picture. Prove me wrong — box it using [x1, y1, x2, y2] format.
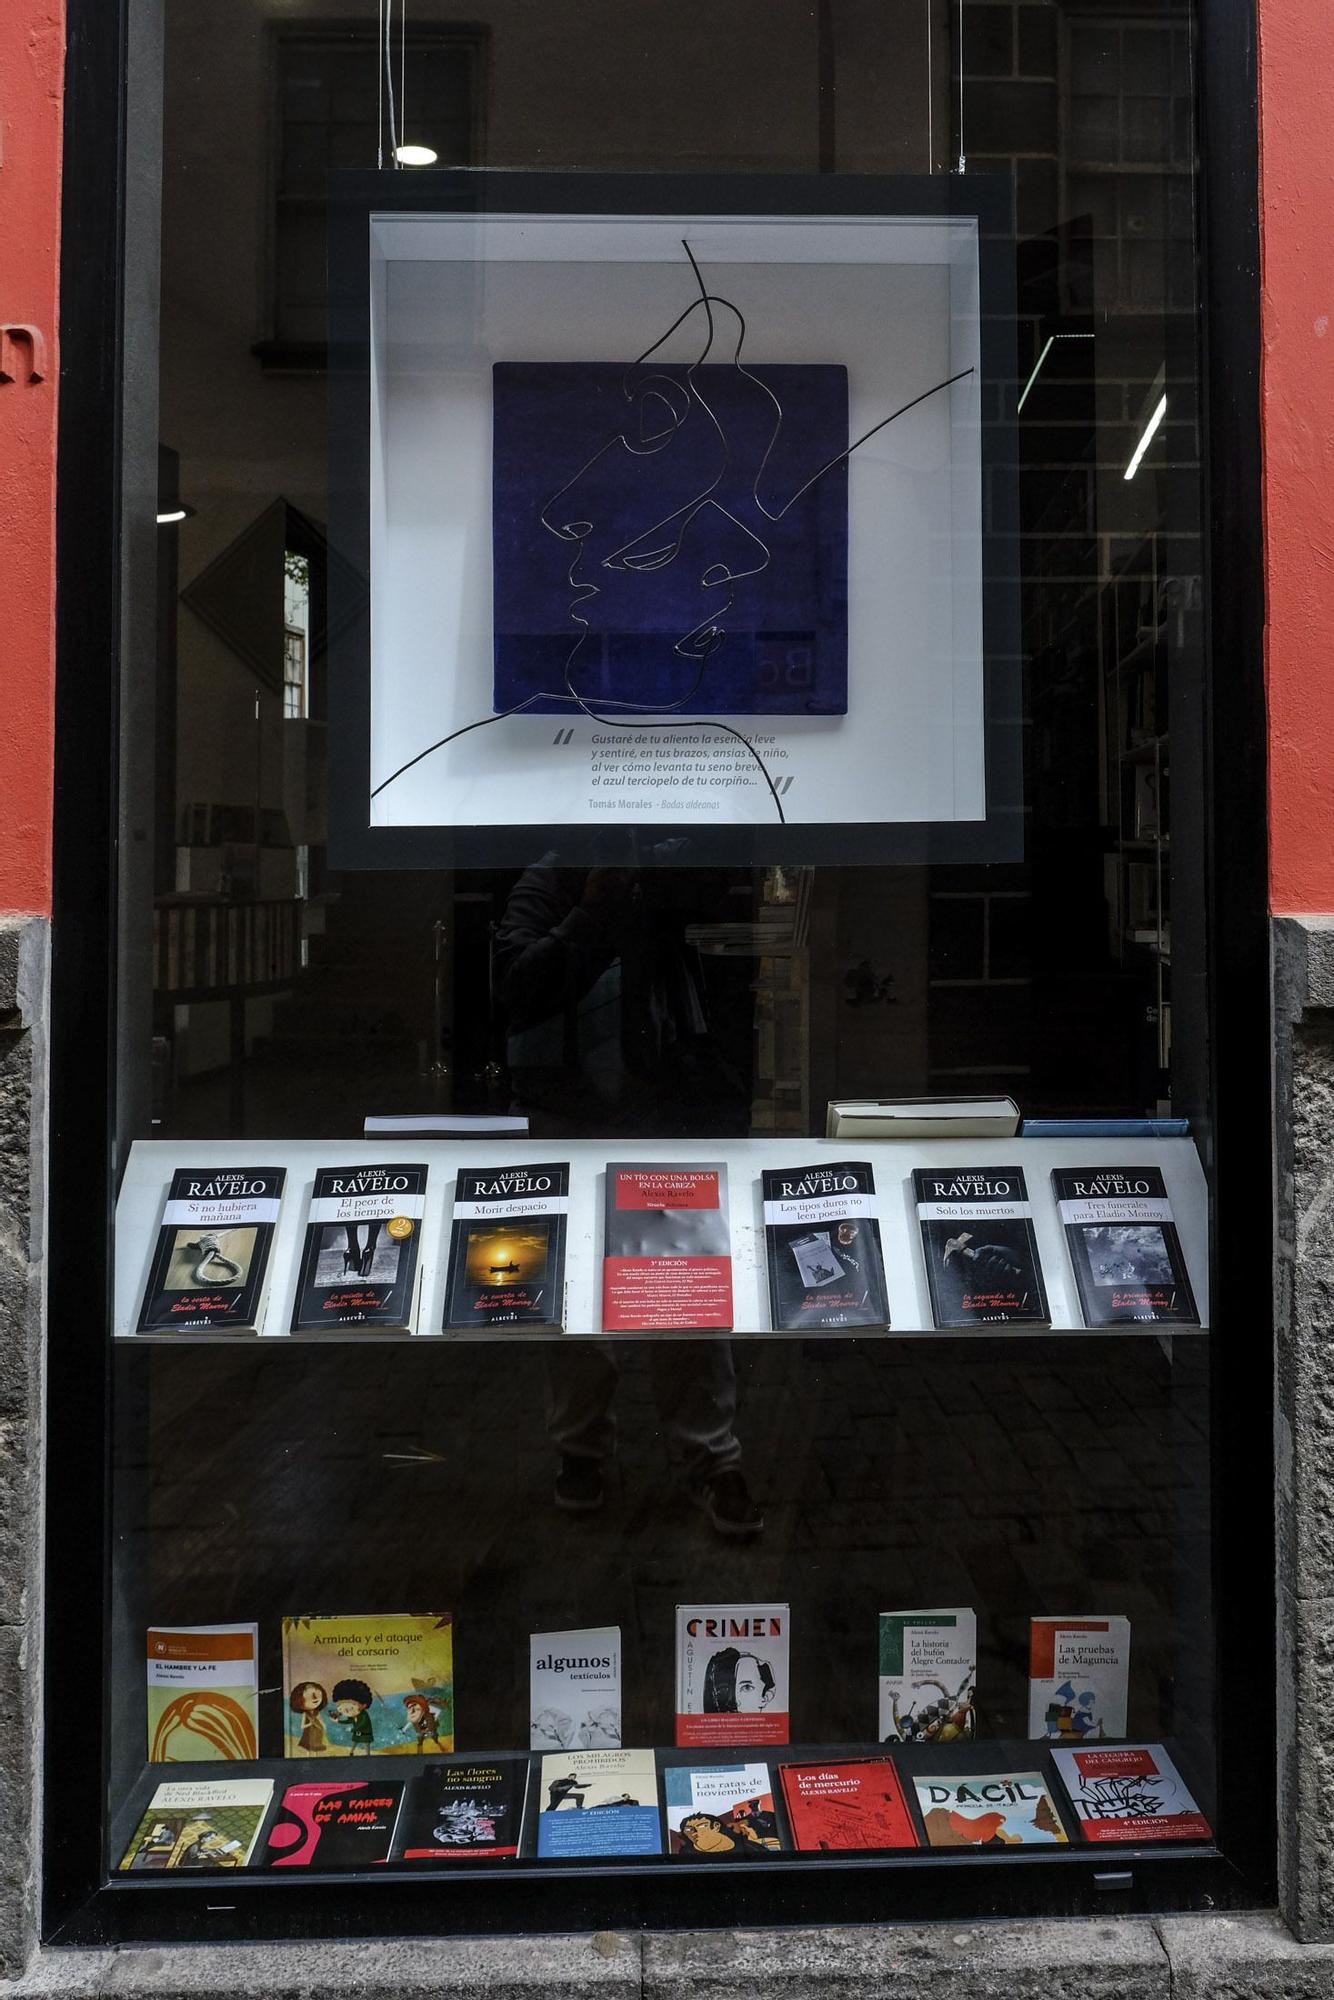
[137, 1166, 285, 1334]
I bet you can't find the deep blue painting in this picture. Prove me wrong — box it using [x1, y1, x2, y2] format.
[491, 362, 849, 717]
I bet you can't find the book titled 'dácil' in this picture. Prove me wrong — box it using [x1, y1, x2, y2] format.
[531, 1626, 622, 1751]
[914, 1771, 1068, 1848]
[1051, 1166, 1199, 1326]
[137, 1166, 285, 1334]
[603, 1164, 732, 1332]
[443, 1162, 569, 1331]
[675, 1603, 789, 1747]
[778, 1759, 918, 1851]
[290, 1163, 427, 1333]
[825, 1096, 1021, 1139]
[147, 1622, 259, 1762]
[878, 1609, 976, 1744]
[914, 1165, 1049, 1328]
[398, 1761, 530, 1860]
[762, 1160, 889, 1330]
[1029, 1615, 1131, 1741]
[1051, 1743, 1212, 1843]
[265, 1779, 406, 1867]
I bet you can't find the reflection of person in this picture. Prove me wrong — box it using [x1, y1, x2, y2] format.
[289, 1680, 329, 1754]
[703, 1647, 775, 1714]
[329, 1678, 375, 1752]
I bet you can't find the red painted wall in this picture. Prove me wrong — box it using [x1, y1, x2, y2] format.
[0, 3, 62, 917]
[1260, 0, 1334, 914]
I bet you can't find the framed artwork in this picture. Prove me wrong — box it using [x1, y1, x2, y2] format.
[327, 172, 1019, 867]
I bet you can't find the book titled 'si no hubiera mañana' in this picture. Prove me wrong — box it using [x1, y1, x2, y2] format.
[778, 1759, 918, 1851]
[535, 1749, 661, 1858]
[675, 1603, 789, 1747]
[914, 1771, 1068, 1847]
[137, 1166, 285, 1333]
[118, 1779, 273, 1870]
[282, 1614, 454, 1758]
[265, 1779, 406, 1867]
[290, 1163, 428, 1332]
[603, 1163, 732, 1331]
[913, 1165, 1049, 1327]
[1029, 1615, 1131, 1740]
[761, 1160, 889, 1330]
[443, 1161, 569, 1331]
[1051, 1165, 1199, 1326]
[146, 1622, 259, 1761]
[1051, 1744, 1212, 1843]
[398, 1761, 530, 1860]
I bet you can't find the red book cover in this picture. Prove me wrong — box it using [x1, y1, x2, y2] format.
[778, 1758, 919, 1851]
[1051, 1744, 1212, 1843]
[602, 1163, 733, 1331]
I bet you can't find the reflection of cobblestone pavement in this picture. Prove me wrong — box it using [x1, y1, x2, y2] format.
[115, 1333, 1211, 1793]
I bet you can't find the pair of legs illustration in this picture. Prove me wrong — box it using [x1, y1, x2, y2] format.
[342, 1221, 381, 1277]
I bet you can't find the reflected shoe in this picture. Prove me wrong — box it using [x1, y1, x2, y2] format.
[554, 1455, 605, 1514]
[695, 1468, 764, 1538]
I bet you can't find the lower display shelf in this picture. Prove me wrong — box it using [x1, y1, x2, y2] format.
[109, 1738, 1216, 1877]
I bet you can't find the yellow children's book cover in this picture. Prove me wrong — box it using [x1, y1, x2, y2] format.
[282, 1613, 454, 1757]
[147, 1622, 259, 1761]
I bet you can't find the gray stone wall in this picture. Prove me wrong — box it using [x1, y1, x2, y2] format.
[0, 916, 48, 1980]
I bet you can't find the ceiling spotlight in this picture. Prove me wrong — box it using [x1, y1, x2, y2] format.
[395, 144, 438, 167]
[156, 505, 195, 525]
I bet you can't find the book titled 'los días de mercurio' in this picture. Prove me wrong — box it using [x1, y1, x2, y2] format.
[264, 1779, 406, 1867]
[913, 1165, 1049, 1327]
[443, 1161, 569, 1331]
[878, 1609, 976, 1744]
[137, 1165, 285, 1333]
[1051, 1743, 1212, 1843]
[146, 1622, 259, 1762]
[762, 1160, 889, 1330]
[282, 1614, 454, 1758]
[290, 1163, 427, 1333]
[779, 1758, 918, 1851]
[675, 1602, 789, 1747]
[1029, 1615, 1130, 1740]
[530, 1626, 622, 1751]
[1051, 1165, 1198, 1326]
[914, 1770, 1068, 1848]
[535, 1749, 661, 1858]
[603, 1163, 732, 1331]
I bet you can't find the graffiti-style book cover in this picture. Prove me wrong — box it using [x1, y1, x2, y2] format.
[137, 1166, 285, 1333]
[264, 1779, 406, 1867]
[914, 1770, 1068, 1847]
[1051, 1744, 1212, 1843]
[761, 1160, 889, 1330]
[1028, 1615, 1131, 1740]
[1051, 1166, 1199, 1326]
[146, 1622, 259, 1761]
[778, 1759, 918, 1851]
[664, 1762, 783, 1857]
[118, 1779, 273, 1870]
[399, 1761, 530, 1860]
[281, 1614, 454, 1757]
[535, 1749, 662, 1858]
[530, 1626, 622, 1751]
[603, 1164, 732, 1331]
[443, 1162, 569, 1331]
[913, 1165, 1049, 1327]
[675, 1603, 789, 1748]
[290, 1163, 427, 1333]
[878, 1609, 976, 1744]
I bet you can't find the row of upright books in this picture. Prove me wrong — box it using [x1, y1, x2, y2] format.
[134, 1157, 1198, 1336]
[120, 1740, 1212, 1873]
[146, 1609, 1133, 1767]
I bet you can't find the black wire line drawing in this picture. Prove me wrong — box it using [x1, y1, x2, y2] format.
[370, 237, 974, 820]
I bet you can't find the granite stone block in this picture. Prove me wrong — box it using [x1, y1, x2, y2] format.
[98, 1935, 641, 2000]
[1160, 1911, 1334, 1996]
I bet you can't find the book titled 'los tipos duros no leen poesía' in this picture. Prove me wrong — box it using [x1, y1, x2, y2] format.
[290, 1163, 428, 1333]
[1051, 1165, 1198, 1326]
[761, 1160, 889, 1330]
[137, 1165, 285, 1334]
[913, 1164, 1049, 1328]
[443, 1161, 569, 1332]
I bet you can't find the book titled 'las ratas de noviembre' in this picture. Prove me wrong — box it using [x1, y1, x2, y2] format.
[137, 1165, 285, 1334]
[443, 1161, 569, 1331]
[290, 1163, 428, 1333]
[913, 1165, 1049, 1328]
[1051, 1165, 1198, 1327]
[761, 1160, 889, 1330]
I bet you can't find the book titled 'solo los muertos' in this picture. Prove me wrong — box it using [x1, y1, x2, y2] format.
[290, 1163, 427, 1333]
[1051, 1166, 1198, 1326]
[778, 1759, 918, 1851]
[137, 1166, 285, 1333]
[264, 1779, 406, 1867]
[1051, 1744, 1212, 1843]
[603, 1164, 733, 1332]
[443, 1162, 569, 1331]
[675, 1603, 789, 1747]
[282, 1614, 454, 1758]
[398, 1761, 530, 1860]
[913, 1165, 1049, 1327]
[761, 1160, 889, 1330]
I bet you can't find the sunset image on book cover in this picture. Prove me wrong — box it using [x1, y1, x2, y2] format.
[443, 1162, 569, 1331]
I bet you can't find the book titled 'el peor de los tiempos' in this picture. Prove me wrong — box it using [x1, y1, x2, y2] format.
[603, 1164, 733, 1332]
[290, 1163, 428, 1333]
[762, 1160, 889, 1330]
[1051, 1165, 1198, 1326]
[443, 1161, 569, 1331]
[675, 1602, 789, 1747]
[913, 1165, 1049, 1328]
[137, 1166, 285, 1334]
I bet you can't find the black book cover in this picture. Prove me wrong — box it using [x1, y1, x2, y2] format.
[137, 1166, 286, 1333]
[443, 1163, 569, 1331]
[290, 1163, 428, 1333]
[761, 1161, 889, 1330]
[1051, 1165, 1199, 1326]
[398, 1760, 529, 1860]
[913, 1164, 1049, 1327]
[264, 1778, 406, 1868]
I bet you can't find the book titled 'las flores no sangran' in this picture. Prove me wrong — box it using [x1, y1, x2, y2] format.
[137, 1166, 286, 1334]
[443, 1162, 569, 1331]
[290, 1163, 428, 1333]
[762, 1160, 889, 1330]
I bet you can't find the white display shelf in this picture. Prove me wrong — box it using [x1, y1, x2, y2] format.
[113, 1135, 1209, 1344]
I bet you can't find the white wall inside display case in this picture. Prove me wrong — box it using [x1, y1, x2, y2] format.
[365, 211, 984, 834]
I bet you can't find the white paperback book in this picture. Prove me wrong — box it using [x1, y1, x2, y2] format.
[530, 1626, 622, 1751]
[1028, 1615, 1131, 1740]
[826, 1096, 1021, 1139]
[878, 1608, 976, 1743]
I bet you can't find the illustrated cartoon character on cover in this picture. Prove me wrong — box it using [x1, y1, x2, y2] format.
[577, 1705, 621, 1748]
[922, 1791, 1064, 1848]
[289, 1679, 330, 1755]
[328, 1677, 376, 1753]
[703, 1646, 776, 1715]
[532, 1706, 577, 1750]
[677, 1810, 773, 1856]
[1044, 1682, 1101, 1740]
[546, 1771, 592, 1811]
[400, 1692, 448, 1752]
[890, 1670, 976, 1744]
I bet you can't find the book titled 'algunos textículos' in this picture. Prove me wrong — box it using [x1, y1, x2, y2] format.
[137, 1165, 285, 1334]
[913, 1164, 1049, 1328]
[1051, 1165, 1198, 1326]
[761, 1160, 889, 1330]
[602, 1163, 732, 1331]
[290, 1163, 428, 1333]
[443, 1161, 569, 1331]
